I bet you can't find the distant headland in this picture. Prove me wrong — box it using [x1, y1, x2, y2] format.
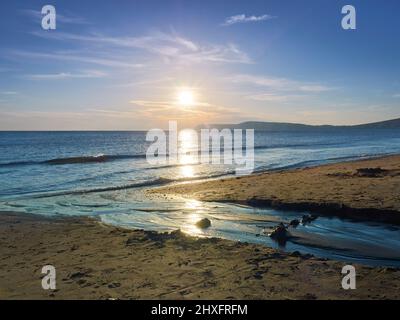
[198, 117, 400, 131]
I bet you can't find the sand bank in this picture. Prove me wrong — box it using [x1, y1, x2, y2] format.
[0, 212, 399, 299]
[150, 155, 400, 224]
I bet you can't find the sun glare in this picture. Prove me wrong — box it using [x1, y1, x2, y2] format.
[177, 89, 195, 106]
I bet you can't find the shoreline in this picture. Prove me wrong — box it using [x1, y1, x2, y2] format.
[2, 154, 400, 299]
[1, 211, 400, 299]
[150, 154, 400, 224]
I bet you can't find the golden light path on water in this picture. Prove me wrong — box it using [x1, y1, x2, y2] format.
[182, 199, 205, 236]
[175, 129, 221, 236]
[178, 129, 198, 179]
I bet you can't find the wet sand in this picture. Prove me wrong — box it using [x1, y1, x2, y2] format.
[1, 211, 400, 299]
[2, 155, 400, 299]
[151, 155, 400, 224]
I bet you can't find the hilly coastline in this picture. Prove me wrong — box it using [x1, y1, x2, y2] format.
[198, 117, 400, 131]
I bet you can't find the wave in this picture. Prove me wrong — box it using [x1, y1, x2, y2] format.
[29, 177, 174, 199]
[44, 154, 148, 164]
[0, 142, 342, 167]
[0, 160, 41, 167]
[0, 154, 148, 167]
[8, 168, 235, 200]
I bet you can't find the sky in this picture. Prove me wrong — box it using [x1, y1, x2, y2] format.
[0, 0, 400, 130]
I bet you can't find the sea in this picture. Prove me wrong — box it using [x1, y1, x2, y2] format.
[1, 129, 400, 267]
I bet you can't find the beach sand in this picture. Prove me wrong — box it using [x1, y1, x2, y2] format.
[1, 155, 400, 299]
[150, 155, 400, 224]
[1, 211, 399, 300]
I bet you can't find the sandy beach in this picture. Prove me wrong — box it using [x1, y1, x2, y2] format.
[1, 155, 400, 299]
[1, 211, 400, 300]
[150, 155, 400, 224]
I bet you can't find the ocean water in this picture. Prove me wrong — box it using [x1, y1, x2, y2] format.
[1, 129, 400, 267]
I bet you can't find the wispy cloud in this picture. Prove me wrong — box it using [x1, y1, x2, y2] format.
[21, 9, 89, 25]
[0, 110, 87, 118]
[23, 70, 107, 80]
[110, 77, 175, 88]
[11, 50, 144, 69]
[130, 99, 212, 110]
[227, 74, 334, 93]
[31, 31, 251, 64]
[222, 14, 275, 26]
[246, 93, 305, 102]
[129, 99, 247, 123]
[228, 74, 290, 88]
[298, 85, 333, 93]
[1, 91, 18, 95]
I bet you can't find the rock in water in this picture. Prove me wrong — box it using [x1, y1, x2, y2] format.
[301, 214, 317, 224]
[195, 218, 211, 229]
[289, 219, 300, 227]
[269, 223, 288, 241]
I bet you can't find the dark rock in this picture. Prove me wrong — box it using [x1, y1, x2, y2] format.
[69, 271, 86, 280]
[289, 219, 300, 227]
[290, 251, 302, 257]
[301, 214, 317, 224]
[356, 167, 387, 178]
[195, 218, 211, 229]
[269, 223, 289, 242]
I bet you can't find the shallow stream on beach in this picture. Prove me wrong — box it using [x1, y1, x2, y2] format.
[1, 130, 400, 267]
[103, 191, 400, 268]
[4, 186, 400, 267]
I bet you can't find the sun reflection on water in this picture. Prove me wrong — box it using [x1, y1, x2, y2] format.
[178, 129, 199, 178]
[181, 199, 208, 236]
[184, 199, 202, 210]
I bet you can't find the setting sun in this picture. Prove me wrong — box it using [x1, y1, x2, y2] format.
[177, 89, 195, 106]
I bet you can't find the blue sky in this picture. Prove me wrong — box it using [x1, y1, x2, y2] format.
[0, 0, 400, 130]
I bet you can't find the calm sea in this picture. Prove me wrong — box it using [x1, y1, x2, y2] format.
[1, 129, 400, 266]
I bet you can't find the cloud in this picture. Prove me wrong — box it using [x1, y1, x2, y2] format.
[21, 9, 89, 25]
[227, 74, 334, 93]
[392, 93, 400, 98]
[1, 91, 18, 95]
[23, 70, 107, 80]
[130, 99, 212, 110]
[31, 30, 252, 64]
[228, 74, 290, 88]
[0, 111, 87, 118]
[222, 14, 275, 26]
[11, 50, 144, 69]
[246, 93, 303, 102]
[298, 85, 332, 93]
[129, 99, 247, 123]
[110, 77, 175, 88]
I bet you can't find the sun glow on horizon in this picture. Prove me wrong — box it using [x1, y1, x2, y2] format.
[177, 88, 195, 107]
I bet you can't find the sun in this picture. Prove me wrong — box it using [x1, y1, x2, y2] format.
[177, 89, 195, 106]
